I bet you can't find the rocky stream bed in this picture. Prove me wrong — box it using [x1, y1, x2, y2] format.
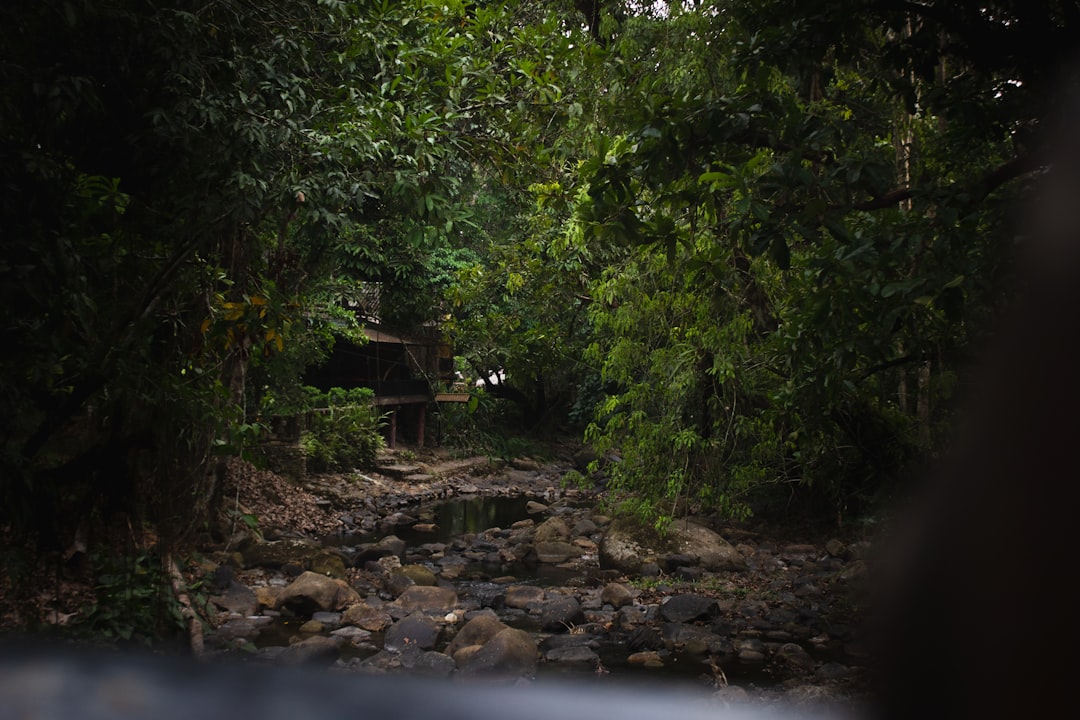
[196, 447, 872, 714]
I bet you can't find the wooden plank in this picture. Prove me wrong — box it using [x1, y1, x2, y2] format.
[434, 393, 471, 403]
[371, 394, 429, 406]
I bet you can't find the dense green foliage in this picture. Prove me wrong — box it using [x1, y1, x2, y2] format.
[301, 387, 385, 472]
[3, 0, 1078, 565]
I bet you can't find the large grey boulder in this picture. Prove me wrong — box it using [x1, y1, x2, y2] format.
[275, 571, 361, 615]
[540, 596, 584, 632]
[660, 593, 717, 623]
[384, 612, 441, 652]
[599, 518, 746, 575]
[209, 581, 258, 616]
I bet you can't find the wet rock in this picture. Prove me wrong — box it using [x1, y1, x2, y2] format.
[534, 541, 579, 564]
[626, 625, 663, 652]
[541, 596, 584, 632]
[674, 566, 704, 581]
[447, 614, 508, 656]
[376, 554, 402, 575]
[298, 619, 324, 633]
[663, 623, 732, 655]
[660, 593, 717, 623]
[545, 645, 599, 664]
[311, 611, 341, 629]
[276, 571, 361, 615]
[395, 585, 458, 614]
[386, 573, 416, 597]
[438, 558, 467, 580]
[600, 582, 635, 609]
[279, 635, 343, 666]
[572, 518, 598, 536]
[736, 636, 766, 662]
[538, 633, 599, 653]
[825, 538, 848, 558]
[355, 535, 406, 565]
[254, 585, 281, 611]
[617, 605, 648, 628]
[409, 650, 456, 677]
[456, 627, 538, 678]
[781, 544, 818, 560]
[397, 564, 437, 586]
[815, 662, 854, 680]
[382, 512, 419, 527]
[526, 501, 549, 514]
[210, 581, 258, 616]
[309, 550, 347, 579]
[503, 585, 546, 610]
[214, 618, 259, 642]
[385, 612, 441, 652]
[628, 651, 665, 668]
[342, 602, 393, 632]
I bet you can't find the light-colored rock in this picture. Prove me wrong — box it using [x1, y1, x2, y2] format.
[331, 626, 373, 645]
[342, 602, 393, 632]
[600, 518, 746, 574]
[275, 571, 361, 614]
[395, 585, 458, 613]
[298, 619, 324, 633]
[534, 517, 571, 544]
[254, 585, 281, 610]
[447, 614, 509, 656]
[628, 651, 665, 668]
[534, 541, 579, 564]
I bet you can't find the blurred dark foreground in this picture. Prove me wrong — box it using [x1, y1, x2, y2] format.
[0, 648, 844, 720]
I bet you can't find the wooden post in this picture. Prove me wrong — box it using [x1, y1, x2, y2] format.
[388, 409, 397, 449]
[417, 404, 426, 448]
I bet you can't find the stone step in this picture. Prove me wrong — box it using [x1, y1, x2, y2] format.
[376, 464, 423, 478]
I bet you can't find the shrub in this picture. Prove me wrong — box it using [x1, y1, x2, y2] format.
[301, 387, 385, 472]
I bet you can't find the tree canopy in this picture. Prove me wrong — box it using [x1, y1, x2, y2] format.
[2, 0, 1076, 543]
